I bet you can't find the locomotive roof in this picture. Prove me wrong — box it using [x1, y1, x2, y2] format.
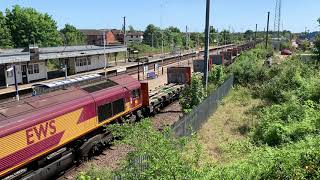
[0, 74, 140, 129]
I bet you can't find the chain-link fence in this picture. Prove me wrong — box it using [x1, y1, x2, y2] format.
[171, 75, 234, 137]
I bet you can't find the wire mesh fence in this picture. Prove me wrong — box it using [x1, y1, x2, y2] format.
[112, 75, 234, 179]
[171, 75, 234, 137]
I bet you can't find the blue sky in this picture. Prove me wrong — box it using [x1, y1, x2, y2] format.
[0, 0, 319, 33]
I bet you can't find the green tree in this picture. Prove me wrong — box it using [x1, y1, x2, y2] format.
[5, 5, 62, 47]
[0, 11, 13, 48]
[163, 26, 188, 49]
[244, 30, 254, 41]
[315, 18, 320, 62]
[143, 24, 162, 48]
[180, 73, 206, 111]
[128, 25, 135, 33]
[60, 24, 85, 46]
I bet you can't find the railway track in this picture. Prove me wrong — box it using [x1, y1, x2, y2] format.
[0, 45, 231, 104]
[1, 42, 257, 180]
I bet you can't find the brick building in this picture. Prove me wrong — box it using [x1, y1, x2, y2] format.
[80, 29, 118, 46]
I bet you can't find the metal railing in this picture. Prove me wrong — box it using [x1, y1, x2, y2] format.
[171, 75, 234, 137]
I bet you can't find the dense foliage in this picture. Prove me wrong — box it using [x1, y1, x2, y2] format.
[0, 12, 13, 48]
[229, 45, 274, 86]
[78, 120, 204, 179]
[179, 73, 206, 111]
[5, 5, 62, 47]
[208, 65, 226, 86]
[0, 5, 84, 48]
[60, 24, 85, 46]
[315, 18, 320, 63]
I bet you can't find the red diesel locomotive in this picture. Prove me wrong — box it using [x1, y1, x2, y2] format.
[0, 74, 149, 179]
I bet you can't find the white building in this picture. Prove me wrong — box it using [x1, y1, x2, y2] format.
[126, 32, 144, 43]
[0, 45, 127, 87]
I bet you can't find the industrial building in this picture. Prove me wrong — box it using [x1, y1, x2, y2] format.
[0, 45, 127, 87]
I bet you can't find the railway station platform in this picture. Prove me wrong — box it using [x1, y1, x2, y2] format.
[0, 45, 234, 97]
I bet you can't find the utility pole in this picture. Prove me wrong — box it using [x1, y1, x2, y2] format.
[204, 0, 210, 89]
[186, 25, 188, 50]
[123, 16, 127, 63]
[255, 24, 258, 43]
[265, 12, 270, 49]
[161, 32, 164, 75]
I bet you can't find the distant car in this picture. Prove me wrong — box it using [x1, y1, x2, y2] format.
[281, 49, 292, 55]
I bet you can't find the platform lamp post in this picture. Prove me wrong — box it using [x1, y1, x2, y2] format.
[7, 65, 19, 101]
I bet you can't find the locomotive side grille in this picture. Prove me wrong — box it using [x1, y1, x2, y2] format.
[82, 80, 118, 93]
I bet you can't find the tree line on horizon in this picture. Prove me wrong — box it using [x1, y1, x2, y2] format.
[0, 5, 296, 50]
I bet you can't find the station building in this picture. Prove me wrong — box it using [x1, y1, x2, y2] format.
[0, 45, 127, 87]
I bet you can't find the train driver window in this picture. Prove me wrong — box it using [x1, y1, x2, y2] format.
[132, 89, 140, 99]
[98, 103, 112, 123]
[112, 99, 125, 115]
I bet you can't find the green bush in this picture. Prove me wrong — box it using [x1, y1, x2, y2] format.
[107, 120, 203, 179]
[203, 137, 320, 180]
[208, 65, 226, 86]
[261, 57, 320, 103]
[180, 73, 206, 110]
[252, 99, 320, 146]
[230, 46, 272, 86]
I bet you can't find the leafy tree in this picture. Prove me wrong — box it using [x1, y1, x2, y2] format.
[244, 30, 254, 41]
[128, 25, 135, 33]
[220, 30, 232, 44]
[180, 73, 206, 111]
[0, 11, 13, 48]
[315, 18, 320, 63]
[143, 24, 162, 48]
[209, 65, 226, 86]
[60, 24, 85, 46]
[5, 5, 62, 47]
[300, 40, 311, 51]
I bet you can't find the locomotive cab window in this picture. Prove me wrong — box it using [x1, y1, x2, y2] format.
[98, 98, 125, 123]
[132, 89, 140, 99]
[98, 103, 112, 123]
[112, 98, 125, 115]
